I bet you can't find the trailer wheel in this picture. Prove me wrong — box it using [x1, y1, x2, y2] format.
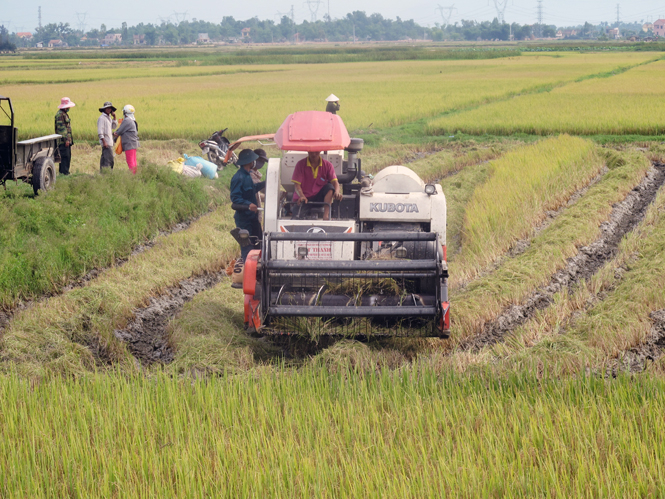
[32, 157, 56, 195]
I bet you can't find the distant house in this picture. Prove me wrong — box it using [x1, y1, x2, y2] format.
[36, 42, 43, 48]
[197, 33, 210, 43]
[653, 19, 665, 37]
[133, 34, 145, 45]
[643, 22, 654, 33]
[103, 33, 122, 44]
[48, 39, 64, 48]
[16, 32, 32, 39]
[241, 27, 251, 39]
[607, 27, 621, 39]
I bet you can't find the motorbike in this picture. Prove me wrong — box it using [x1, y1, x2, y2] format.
[198, 128, 237, 170]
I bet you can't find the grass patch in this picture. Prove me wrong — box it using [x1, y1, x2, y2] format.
[1, 370, 665, 497]
[0, 164, 223, 308]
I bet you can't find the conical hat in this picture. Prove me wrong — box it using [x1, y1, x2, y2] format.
[325, 94, 339, 102]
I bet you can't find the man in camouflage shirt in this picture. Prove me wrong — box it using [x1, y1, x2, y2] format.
[54, 97, 75, 175]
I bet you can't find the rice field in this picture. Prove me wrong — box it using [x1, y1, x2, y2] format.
[4, 46, 665, 497]
[428, 56, 665, 136]
[2, 51, 658, 141]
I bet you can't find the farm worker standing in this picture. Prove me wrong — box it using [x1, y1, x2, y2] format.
[229, 149, 265, 288]
[325, 94, 340, 114]
[292, 150, 342, 221]
[250, 148, 268, 208]
[113, 105, 140, 175]
[97, 101, 117, 172]
[54, 97, 75, 175]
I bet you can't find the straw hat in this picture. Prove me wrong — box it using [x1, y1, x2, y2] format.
[325, 94, 339, 102]
[98, 101, 117, 113]
[58, 97, 76, 109]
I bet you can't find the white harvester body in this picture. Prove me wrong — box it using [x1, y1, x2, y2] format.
[243, 111, 450, 337]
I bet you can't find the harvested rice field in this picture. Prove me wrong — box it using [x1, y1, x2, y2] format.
[3, 45, 665, 497]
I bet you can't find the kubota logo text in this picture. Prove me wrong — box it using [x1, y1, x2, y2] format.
[369, 202, 419, 213]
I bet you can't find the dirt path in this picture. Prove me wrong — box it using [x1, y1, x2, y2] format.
[459, 163, 665, 351]
[113, 271, 227, 364]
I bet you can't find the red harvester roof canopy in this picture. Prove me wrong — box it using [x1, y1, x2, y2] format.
[275, 111, 351, 151]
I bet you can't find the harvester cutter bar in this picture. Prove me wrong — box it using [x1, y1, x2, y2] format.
[268, 305, 438, 317]
[266, 260, 437, 271]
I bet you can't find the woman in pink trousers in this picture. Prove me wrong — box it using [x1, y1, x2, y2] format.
[113, 105, 140, 174]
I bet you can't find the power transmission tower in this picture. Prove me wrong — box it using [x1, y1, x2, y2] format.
[38, 6, 42, 29]
[616, 4, 620, 26]
[304, 0, 322, 22]
[536, 0, 543, 38]
[436, 5, 456, 28]
[493, 0, 508, 24]
[75, 12, 87, 33]
[173, 11, 188, 24]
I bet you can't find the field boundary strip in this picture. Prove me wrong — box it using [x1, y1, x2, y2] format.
[0, 201, 239, 377]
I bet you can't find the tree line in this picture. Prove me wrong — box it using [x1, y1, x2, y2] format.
[2, 13, 653, 49]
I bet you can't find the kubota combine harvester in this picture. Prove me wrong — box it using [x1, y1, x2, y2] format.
[240, 111, 450, 337]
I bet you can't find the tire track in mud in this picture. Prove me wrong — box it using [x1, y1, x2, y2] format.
[113, 271, 227, 365]
[459, 163, 665, 352]
[621, 310, 665, 373]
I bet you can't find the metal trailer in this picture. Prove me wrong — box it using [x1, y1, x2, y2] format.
[0, 96, 60, 195]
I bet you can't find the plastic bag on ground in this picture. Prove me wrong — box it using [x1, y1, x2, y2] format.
[183, 154, 218, 179]
[182, 164, 202, 178]
[167, 157, 184, 174]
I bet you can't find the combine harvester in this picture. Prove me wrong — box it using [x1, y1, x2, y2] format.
[241, 111, 450, 338]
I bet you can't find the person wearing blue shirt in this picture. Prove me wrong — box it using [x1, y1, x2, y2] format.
[230, 149, 266, 265]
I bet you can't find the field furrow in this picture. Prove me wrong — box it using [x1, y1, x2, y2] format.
[458, 164, 665, 352]
[449, 148, 652, 352]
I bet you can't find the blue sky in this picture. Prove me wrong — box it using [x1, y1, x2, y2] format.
[3, 0, 664, 33]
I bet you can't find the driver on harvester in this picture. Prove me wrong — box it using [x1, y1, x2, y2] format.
[291, 150, 343, 221]
[230, 149, 266, 288]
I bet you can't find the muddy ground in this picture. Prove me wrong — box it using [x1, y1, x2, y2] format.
[460, 163, 665, 351]
[113, 272, 224, 364]
[623, 309, 665, 372]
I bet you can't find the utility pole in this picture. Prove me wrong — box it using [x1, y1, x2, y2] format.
[536, 0, 543, 38]
[616, 4, 620, 26]
[38, 6, 42, 30]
